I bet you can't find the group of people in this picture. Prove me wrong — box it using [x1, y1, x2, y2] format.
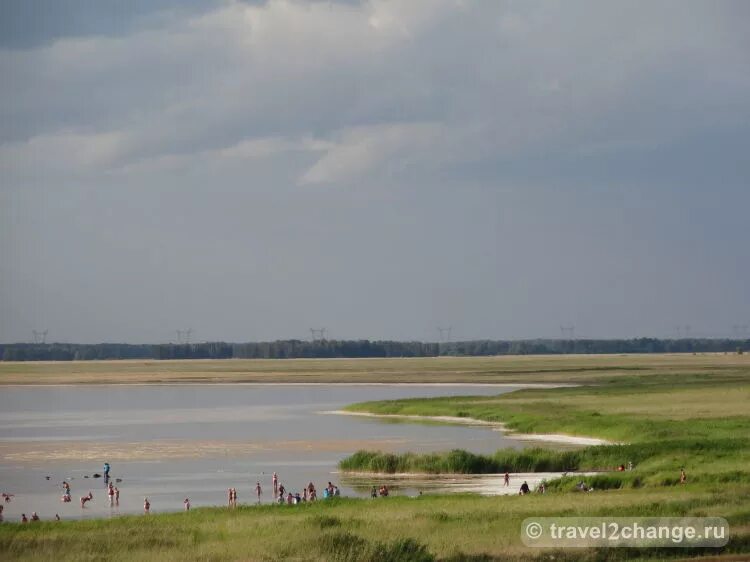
[518, 480, 545, 495]
[371, 485, 389, 497]
[503, 471, 545, 495]
[227, 488, 239, 507]
[257, 473, 340, 505]
[6, 465, 347, 522]
[17, 511, 58, 523]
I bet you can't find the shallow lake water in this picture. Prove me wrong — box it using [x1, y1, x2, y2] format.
[0, 384, 540, 521]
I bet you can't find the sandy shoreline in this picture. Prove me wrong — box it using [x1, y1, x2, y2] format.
[339, 470, 597, 496]
[324, 410, 613, 446]
[0, 382, 577, 388]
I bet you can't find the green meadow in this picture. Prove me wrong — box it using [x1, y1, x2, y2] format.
[1, 353, 749, 560]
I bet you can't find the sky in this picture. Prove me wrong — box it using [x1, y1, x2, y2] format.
[1, 0, 749, 344]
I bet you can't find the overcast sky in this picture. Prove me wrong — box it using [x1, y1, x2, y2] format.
[1, 0, 749, 344]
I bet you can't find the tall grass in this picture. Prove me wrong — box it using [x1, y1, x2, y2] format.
[339, 438, 750, 475]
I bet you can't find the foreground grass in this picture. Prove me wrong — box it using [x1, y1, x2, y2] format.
[2, 492, 750, 562]
[1, 353, 749, 385]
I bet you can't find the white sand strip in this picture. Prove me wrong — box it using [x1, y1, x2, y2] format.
[323, 410, 613, 446]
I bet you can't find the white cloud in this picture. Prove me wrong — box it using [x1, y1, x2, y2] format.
[299, 122, 445, 185]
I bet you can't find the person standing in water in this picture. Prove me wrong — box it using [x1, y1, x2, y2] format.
[184, 498, 190, 511]
[114, 487, 120, 506]
[255, 482, 262, 504]
[504, 472, 510, 487]
[272, 473, 278, 498]
[144, 497, 150, 514]
[103, 462, 111, 481]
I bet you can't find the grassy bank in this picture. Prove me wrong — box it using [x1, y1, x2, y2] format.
[336, 363, 750, 560]
[2, 492, 750, 562]
[340, 438, 750, 483]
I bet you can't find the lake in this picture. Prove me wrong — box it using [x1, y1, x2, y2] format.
[0, 384, 535, 520]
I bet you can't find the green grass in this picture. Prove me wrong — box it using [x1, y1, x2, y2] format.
[334, 364, 750, 560]
[339, 439, 750, 480]
[2, 492, 749, 562]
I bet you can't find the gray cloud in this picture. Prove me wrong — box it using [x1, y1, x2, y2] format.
[1, 0, 749, 343]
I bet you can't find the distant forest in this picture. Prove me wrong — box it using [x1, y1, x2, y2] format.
[1, 338, 747, 361]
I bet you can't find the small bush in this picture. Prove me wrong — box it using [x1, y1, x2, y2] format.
[310, 515, 341, 529]
[317, 533, 434, 562]
[318, 532, 370, 562]
[369, 537, 434, 562]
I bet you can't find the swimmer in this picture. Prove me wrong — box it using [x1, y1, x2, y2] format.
[80, 492, 93, 507]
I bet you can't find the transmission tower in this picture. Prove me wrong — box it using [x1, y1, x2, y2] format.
[176, 329, 193, 344]
[437, 326, 452, 342]
[559, 325, 575, 339]
[310, 328, 326, 342]
[32, 330, 48, 344]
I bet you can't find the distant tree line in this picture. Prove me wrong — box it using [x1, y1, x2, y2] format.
[1, 338, 747, 361]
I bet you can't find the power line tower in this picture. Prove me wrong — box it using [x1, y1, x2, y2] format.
[32, 330, 48, 344]
[437, 326, 452, 343]
[310, 328, 326, 342]
[559, 325, 575, 339]
[176, 329, 193, 344]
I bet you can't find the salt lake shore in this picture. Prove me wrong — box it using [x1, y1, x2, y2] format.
[1, 354, 749, 561]
[325, 410, 613, 446]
